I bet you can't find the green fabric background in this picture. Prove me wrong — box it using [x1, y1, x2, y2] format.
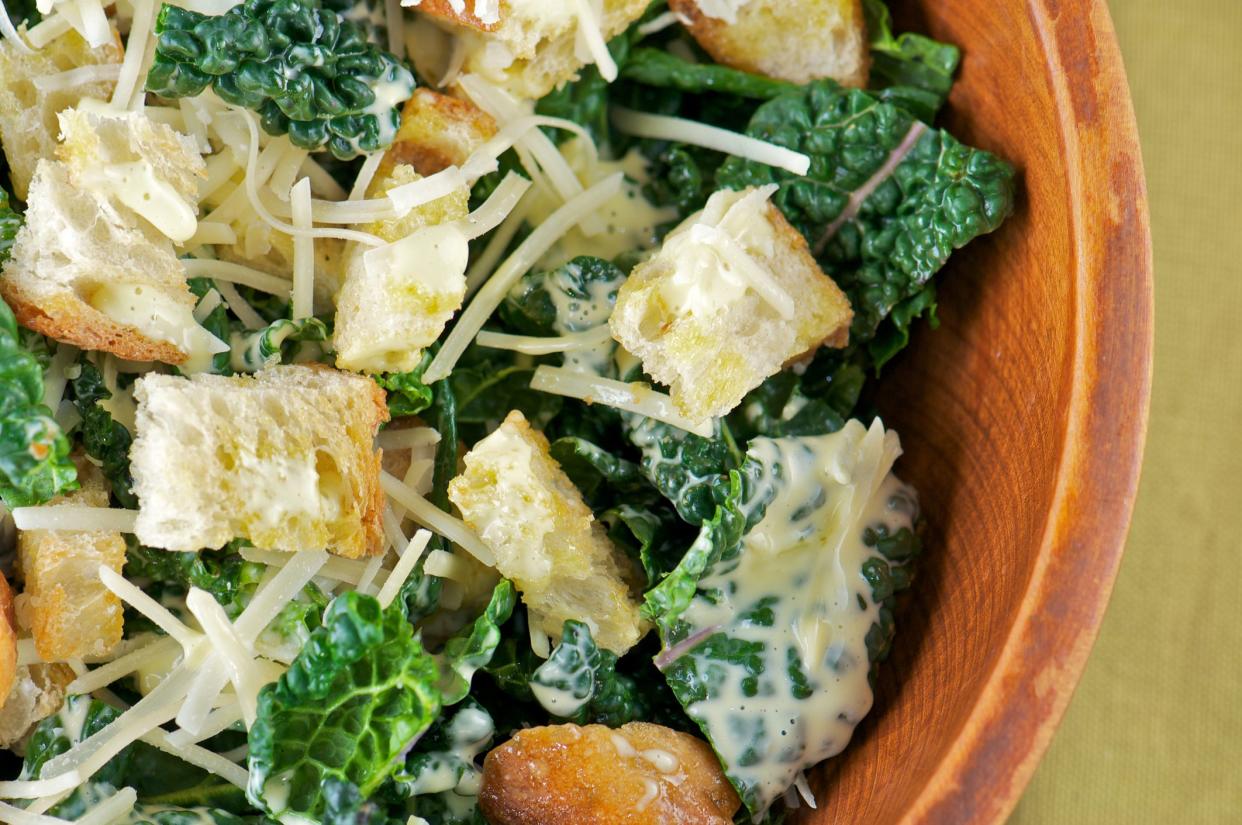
[1009, 1, 1242, 822]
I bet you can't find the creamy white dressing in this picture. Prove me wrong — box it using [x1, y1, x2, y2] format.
[667, 419, 918, 815]
[88, 283, 229, 373]
[542, 258, 621, 374]
[81, 160, 199, 243]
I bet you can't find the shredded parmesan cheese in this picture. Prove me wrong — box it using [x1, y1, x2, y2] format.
[424, 172, 624, 383]
[380, 471, 496, 566]
[182, 259, 292, 295]
[32, 63, 122, 92]
[290, 177, 315, 320]
[0, 0, 34, 54]
[111, 0, 156, 107]
[530, 366, 716, 438]
[572, 0, 618, 82]
[376, 530, 433, 609]
[476, 327, 614, 355]
[350, 152, 386, 201]
[610, 106, 812, 176]
[11, 506, 138, 533]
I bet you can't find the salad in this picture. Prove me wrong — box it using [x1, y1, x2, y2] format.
[0, 0, 1015, 823]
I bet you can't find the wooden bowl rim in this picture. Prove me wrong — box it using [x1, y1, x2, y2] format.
[898, 2, 1154, 821]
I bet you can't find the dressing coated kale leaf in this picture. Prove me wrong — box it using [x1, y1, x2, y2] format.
[716, 80, 1015, 362]
[0, 297, 77, 507]
[395, 701, 494, 824]
[125, 540, 267, 618]
[229, 316, 331, 373]
[620, 48, 797, 100]
[147, 0, 415, 159]
[376, 349, 435, 418]
[530, 620, 647, 727]
[439, 580, 517, 705]
[247, 592, 441, 821]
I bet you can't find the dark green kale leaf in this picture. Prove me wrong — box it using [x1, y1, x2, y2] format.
[395, 701, 494, 823]
[716, 79, 1016, 363]
[601, 501, 687, 587]
[499, 255, 626, 338]
[2, 0, 40, 28]
[862, 0, 961, 121]
[620, 48, 797, 100]
[622, 414, 741, 526]
[229, 316, 331, 373]
[727, 346, 868, 441]
[186, 277, 233, 374]
[548, 437, 648, 506]
[449, 350, 562, 442]
[322, 778, 402, 825]
[68, 359, 135, 508]
[125, 541, 267, 618]
[530, 620, 647, 728]
[0, 296, 77, 507]
[0, 186, 22, 263]
[375, 349, 435, 418]
[125, 808, 249, 825]
[147, 0, 416, 159]
[438, 580, 517, 705]
[322, 0, 388, 49]
[247, 592, 442, 821]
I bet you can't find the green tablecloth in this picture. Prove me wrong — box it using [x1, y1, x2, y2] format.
[1009, 1, 1242, 822]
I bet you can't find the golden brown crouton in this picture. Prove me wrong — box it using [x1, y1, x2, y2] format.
[448, 411, 646, 654]
[670, 0, 871, 87]
[0, 662, 74, 749]
[0, 29, 123, 200]
[480, 722, 741, 825]
[131, 365, 390, 558]
[381, 88, 498, 178]
[17, 459, 125, 662]
[0, 574, 16, 706]
[610, 186, 853, 422]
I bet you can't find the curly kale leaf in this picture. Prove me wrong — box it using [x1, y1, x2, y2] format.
[68, 359, 135, 508]
[375, 350, 435, 418]
[716, 80, 1016, 362]
[126, 541, 267, 617]
[0, 186, 21, 263]
[2, 0, 40, 27]
[125, 808, 248, 825]
[229, 316, 331, 373]
[622, 413, 742, 526]
[500, 256, 625, 338]
[602, 501, 688, 587]
[0, 297, 77, 507]
[548, 437, 647, 505]
[248, 592, 442, 820]
[148, 0, 415, 159]
[393, 701, 494, 823]
[438, 579, 517, 705]
[620, 47, 797, 100]
[862, 0, 961, 121]
[727, 346, 868, 441]
[185, 278, 233, 374]
[648, 427, 921, 816]
[530, 620, 647, 727]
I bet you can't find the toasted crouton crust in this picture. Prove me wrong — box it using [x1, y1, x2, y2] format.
[0, 29, 123, 200]
[382, 88, 497, 177]
[480, 723, 742, 825]
[0, 662, 74, 749]
[610, 187, 853, 421]
[448, 411, 646, 654]
[131, 365, 390, 558]
[414, 0, 501, 31]
[17, 458, 126, 662]
[671, 0, 870, 87]
[0, 574, 16, 707]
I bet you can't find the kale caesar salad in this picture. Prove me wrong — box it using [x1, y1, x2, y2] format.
[0, 0, 1015, 822]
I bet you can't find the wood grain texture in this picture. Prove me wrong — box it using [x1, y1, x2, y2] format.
[799, 1, 1154, 823]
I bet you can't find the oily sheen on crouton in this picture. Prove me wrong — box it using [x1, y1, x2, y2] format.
[131, 366, 389, 558]
[480, 723, 742, 825]
[448, 411, 645, 654]
[17, 459, 125, 662]
[334, 163, 471, 374]
[0, 29, 122, 200]
[609, 186, 853, 422]
[418, 0, 651, 98]
[0, 109, 216, 366]
[670, 0, 870, 87]
[382, 88, 497, 177]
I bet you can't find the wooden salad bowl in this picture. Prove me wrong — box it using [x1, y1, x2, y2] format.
[802, 1, 1153, 822]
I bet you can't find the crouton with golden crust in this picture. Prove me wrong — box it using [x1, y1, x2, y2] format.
[17, 458, 125, 662]
[382, 88, 497, 178]
[0, 29, 123, 200]
[131, 365, 390, 558]
[670, 0, 870, 87]
[448, 411, 646, 655]
[480, 722, 742, 825]
[0, 574, 16, 708]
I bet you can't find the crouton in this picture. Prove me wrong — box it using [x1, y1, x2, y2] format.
[382, 88, 497, 177]
[480, 722, 742, 825]
[334, 163, 471, 375]
[419, 0, 651, 99]
[0, 662, 74, 750]
[130, 365, 390, 558]
[0, 29, 122, 200]
[0, 109, 222, 368]
[610, 186, 853, 422]
[670, 0, 870, 87]
[0, 574, 16, 707]
[448, 410, 645, 654]
[16, 458, 125, 662]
